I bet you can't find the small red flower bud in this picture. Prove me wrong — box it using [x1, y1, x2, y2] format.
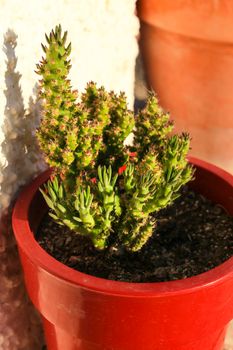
[118, 164, 127, 175]
[90, 177, 97, 184]
[129, 152, 137, 157]
[50, 174, 55, 181]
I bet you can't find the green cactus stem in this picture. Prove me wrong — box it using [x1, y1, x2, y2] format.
[37, 25, 194, 253]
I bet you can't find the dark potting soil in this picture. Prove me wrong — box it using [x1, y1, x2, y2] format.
[37, 188, 233, 282]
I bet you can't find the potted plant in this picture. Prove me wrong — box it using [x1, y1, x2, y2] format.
[137, 0, 233, 173]
[12, 25, 233, 350]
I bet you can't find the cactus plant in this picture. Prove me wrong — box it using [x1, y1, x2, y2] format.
[36, 25, 194, 252]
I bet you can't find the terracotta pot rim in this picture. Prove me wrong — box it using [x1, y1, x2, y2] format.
[137, 1, 233, 44]
[12, 156, 233, 297]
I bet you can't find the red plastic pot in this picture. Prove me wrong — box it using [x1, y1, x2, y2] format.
[137, 0, 233, 173]
[12, 157, 233, 350]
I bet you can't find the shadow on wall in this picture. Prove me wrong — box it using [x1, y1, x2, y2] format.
[134, 52, 148, 113]
[0, 29, 46, 214]
[0, 30, 46, 350]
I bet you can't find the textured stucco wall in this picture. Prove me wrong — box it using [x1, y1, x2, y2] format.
[0, 0, 139, 210]
[0, 0, 139, 145]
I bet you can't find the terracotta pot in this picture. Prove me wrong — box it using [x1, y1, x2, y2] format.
[137, 0, 233, 173]
[12, 158, 233, 350]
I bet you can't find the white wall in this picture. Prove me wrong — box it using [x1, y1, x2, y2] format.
[0, 0, 139, 210]
[0, 0, 139, 111]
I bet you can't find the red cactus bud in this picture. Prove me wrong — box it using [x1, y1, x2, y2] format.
[129, 152, 137, 157]
[118, 164, 127, 175]
[90, 177, 97, 184]
[50, 174, 55, 181]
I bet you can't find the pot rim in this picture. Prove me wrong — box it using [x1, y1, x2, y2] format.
[12, 156, 233, 297]
[137, 1, 233, 44]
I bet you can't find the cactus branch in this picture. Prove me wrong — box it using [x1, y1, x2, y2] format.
[37, 26, 194, 253]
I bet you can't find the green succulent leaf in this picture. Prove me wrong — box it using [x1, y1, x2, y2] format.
[40, 188, 55, 210]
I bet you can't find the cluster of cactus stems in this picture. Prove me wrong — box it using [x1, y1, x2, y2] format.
[36, 25, 194, 252]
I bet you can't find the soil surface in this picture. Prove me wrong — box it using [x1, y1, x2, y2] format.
[37, 188, 233, 282]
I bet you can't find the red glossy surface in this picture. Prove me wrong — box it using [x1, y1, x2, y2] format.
[137, 0, 233, 43]
[137, 0, 233, 173]
[12, 158, 233, 350]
